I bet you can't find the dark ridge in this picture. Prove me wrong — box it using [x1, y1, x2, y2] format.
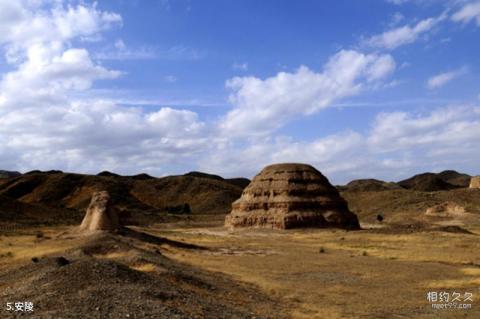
[397, 173, 457, 192]
[130, 173, 155, 180]
[24, 170, 43, 175]
[437, 170, 471, 187]
[24, 170, 63, 175]
[344, 179, 402, 192]
[0, 170, 21, 179]
[44, 170, 64, 175]
[225, 178, 250, 189]
[97, 171, 121, 177]
[184, 171, 224, 181]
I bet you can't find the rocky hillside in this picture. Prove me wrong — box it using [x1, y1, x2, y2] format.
[341, 179, 402, 192]
[436, 170, 471, 187]
[397, 171, 470, 191]
[0, 171, 248, 226]
[0, 170, 21, 179]
[342, 188, 480, 223]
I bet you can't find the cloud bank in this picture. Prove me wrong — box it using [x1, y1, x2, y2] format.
[0, 1, 479, 185]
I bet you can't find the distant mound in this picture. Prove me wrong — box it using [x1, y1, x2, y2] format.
[0, 170, 244, 226]
[437, 170, 471, 187]
[130, 173, 155, 180]
[25, 170, 63, 175]
[184, 171, 223, 181]
[97, 171, 120, 177]
[184, 171, 250, 189]
[344, 179, 402, 192]
[397, 173, 457, 192]
[0, 170, 21, 179]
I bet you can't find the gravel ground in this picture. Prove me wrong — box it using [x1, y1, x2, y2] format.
[0, 230, 288, 319]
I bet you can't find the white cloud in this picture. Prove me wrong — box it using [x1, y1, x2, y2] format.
[220, 50, 395, 137]
[0, 1, 207, 176]
[368, 106, 475, 151]
[426, 67, 467, 89]
[386, 0, 410, 4]
[390, 12, 405, 26]
[232, 62, 248, 71]
[95, 40, 157, 60]
[95, 44, 206, 61]
[199, 132, 366, 179]
[0, 1, 122, 63]
[203, 105, 480, 183]
[114, 39, 126, 50]
[364, 13, 446, 50]
[452, 1, 480, 26]
[164, 75, 177, 83]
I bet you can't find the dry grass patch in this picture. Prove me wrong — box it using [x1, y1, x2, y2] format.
[150, 225, 480, 319]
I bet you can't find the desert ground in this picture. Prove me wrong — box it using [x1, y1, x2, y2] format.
[0, 170, 479, 318]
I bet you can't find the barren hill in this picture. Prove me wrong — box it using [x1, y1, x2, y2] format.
[342, 179, 402, 192]
[436, 170, 471, 187]
[0, 171, 245, 226]
[397, 173, 457, 191]
[342, 188, 480, 224]
[0, 170, 21, 179]
[184, 171, 250, 189]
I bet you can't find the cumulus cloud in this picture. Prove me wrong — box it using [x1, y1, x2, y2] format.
[202, 105, 480, 183]
[368, 106, 478, 151]
[364, 13, 446, 50]
[0, 1, 207, 175]
[199, 132, 366, 180]
[0, 1, 122, 63]
[452, 1, 480, 26]
[220, 50, 395, 137]
[426, 67, 467, 89]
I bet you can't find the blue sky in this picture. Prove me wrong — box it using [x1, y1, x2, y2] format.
[0, 0, 479, 184]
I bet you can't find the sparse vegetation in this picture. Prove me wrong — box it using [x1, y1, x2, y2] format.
[0, 251, 13, 258]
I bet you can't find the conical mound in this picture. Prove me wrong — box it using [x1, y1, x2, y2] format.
[469, 176, 480, 189]
[225, 163, 360, 230]
[79, 191, 120, 232]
